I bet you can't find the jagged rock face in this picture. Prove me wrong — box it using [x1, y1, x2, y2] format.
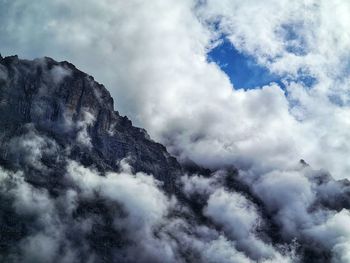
[0, 55, 185, 262]
[0, 55, 181, 191]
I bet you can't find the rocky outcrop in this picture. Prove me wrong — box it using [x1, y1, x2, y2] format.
[0, 55, 181, 191]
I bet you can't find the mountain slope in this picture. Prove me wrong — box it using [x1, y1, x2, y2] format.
[0, 55, 187, 263]
[0, 55, 181, 191]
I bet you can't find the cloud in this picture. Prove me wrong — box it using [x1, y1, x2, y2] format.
[0, 153, 297, 263]
[181, 171, 297, 262]
[76, 111, 95, 149]
[0, 167, 79, 263]
[305, 209, 350, 263]
[67, 160, 170, 231]
[66, 160, 296, 262]
[205, 189, 283, 260]
[237, 164, 350, 261]
[0, 156, 177, 262]
[66, 160, 178, 263]
[198, 0, 350, 178]
[0, 107, 347, 262]
[252, 170, 314, 232]
[50, 65, 71, 85]
[7, 126, 60, 171]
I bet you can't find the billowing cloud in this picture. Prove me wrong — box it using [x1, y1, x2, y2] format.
[1, 0, 350, 180]
[237, 163, 350, 261]
[198, 0, 350, 179]
[0, 154, 297, 263]
[0, 87, 347, 262]
[0, 121, 297, 262]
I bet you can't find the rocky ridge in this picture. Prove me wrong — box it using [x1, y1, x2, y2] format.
[0, 55, 181, 192]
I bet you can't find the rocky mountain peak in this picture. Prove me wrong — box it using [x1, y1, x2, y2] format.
[0, 55, 181, 191]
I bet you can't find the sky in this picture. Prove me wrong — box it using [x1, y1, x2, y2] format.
[207, 37, 282, 89]
[1, 0, 350, 180]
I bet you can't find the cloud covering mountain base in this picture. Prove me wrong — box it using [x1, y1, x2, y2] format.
[1, 141, 350, 262]
[1, 0, 350, 180]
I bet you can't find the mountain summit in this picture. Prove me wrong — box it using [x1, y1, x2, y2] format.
[0, 55, 185, 262]
[0, 55, 181, 191]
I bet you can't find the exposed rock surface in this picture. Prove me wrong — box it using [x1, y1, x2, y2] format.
[0, 55, 181, 191]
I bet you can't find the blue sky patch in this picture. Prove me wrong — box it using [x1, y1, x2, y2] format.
[207, 38, 282, 90]
[207, 37, 317, 91]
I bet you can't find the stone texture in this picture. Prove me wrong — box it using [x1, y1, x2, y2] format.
[0, 55, 182, 191]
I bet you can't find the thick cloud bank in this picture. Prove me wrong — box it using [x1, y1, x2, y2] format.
[0, 134, 297, 262]
[2, 136, 349, 262]
[3, 118, 342, 262]
[1, 0, 350, 179]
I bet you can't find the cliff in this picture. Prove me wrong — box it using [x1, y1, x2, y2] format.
[0, 55, 181, 192]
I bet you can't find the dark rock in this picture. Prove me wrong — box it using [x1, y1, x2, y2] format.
[0, 55, 182, 192]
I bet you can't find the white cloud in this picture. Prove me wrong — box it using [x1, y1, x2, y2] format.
[0, 167, 80, 263]
[251, 169, 315, 236]
[199, 0, 350, 178]
[305, 209, 350, 263]
[7, 127, 59, 171]
[67, 160, 170, 230]
[205, 189, 284, 261]
[200, 236, 253, 263]
[238, 165, 350, 262]
[50, 65, 71, 85]
[180, 171, 297, 262]
[76, 111, 95, 149]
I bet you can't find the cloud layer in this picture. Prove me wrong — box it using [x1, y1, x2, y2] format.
[1, 0, 350, 179]
[0, 154, 297, 262]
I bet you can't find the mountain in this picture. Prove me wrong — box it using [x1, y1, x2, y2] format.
[0, 55, 186, 262]
[0, 55, 181, 191]
[1, 55, 350, 263]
